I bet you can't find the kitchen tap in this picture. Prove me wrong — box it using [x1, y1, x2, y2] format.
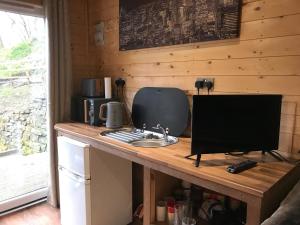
[152, 124, 169, 142]
[141, 123, 146, 133]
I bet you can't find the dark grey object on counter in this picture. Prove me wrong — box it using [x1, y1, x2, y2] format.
[81, 78, 104, 97]
[132, 87, 190, 137]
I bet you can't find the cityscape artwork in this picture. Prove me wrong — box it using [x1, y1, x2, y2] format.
[119, 0, 241, 50]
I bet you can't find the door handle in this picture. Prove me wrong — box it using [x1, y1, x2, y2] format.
[58, 166, 89, 184]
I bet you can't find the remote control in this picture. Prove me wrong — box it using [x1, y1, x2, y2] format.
[227, 160, 257, 174]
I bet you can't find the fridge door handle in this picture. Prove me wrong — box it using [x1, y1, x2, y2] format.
[59, 166, 90, 184]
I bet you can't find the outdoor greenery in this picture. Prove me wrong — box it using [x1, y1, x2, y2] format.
[0, 85, 31, 109]
[0, 85, 15, 97]
[7, 41, 33, 60]
[0, 116, 9, 153]
[0, 40, 36, 77]
[0, 13, 47, 156]
[0, 138, 7, 152]
[21, 139, 34, 156]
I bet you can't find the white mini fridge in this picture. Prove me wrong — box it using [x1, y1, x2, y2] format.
[57, 136, 132, 225]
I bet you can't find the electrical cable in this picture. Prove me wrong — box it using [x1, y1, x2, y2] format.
[225, 152, 247, 157]
[270, 150, 300, 165]
[270, 150, 288, 162]
[195, 80, 204, 95]
[122, 86, 134, 126]
[185, 154, 196, 160]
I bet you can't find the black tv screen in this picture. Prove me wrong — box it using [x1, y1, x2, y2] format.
[191, 95, 282, 155]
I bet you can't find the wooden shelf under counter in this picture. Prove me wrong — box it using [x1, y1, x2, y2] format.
[151, 222, 168, 225]
[151, 219, 209, 225]
[55, 123, 300, 225]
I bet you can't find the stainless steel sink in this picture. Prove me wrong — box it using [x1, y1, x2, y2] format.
[100, 128, 178, 148]
[131, 137, 177, 148]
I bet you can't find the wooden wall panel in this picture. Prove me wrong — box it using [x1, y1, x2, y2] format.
[98, 35, 300, 65]
[242, 0, 300, 22]
[293, 135, 300, 153]
[83, 0, 300, 152]
[119, 76, 300, 96]
[68, 0, 98, 93]
[100, 56, 300, 77]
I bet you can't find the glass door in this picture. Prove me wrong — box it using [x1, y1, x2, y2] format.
[0, 10, 48, 213]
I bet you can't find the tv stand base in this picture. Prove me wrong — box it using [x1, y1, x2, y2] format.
[195, 154, 201, 167]
[184, 154, 201, 167]
[186, 150, 284, 168]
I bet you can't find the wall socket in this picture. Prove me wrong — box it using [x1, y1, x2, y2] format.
[196, 77, 215, 91]
[95, 22, 104, 46]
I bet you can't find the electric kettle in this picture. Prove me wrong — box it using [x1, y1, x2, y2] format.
[99, 102, 123, 128]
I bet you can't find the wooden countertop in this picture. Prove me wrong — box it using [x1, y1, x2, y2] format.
[55, 123, 300, 200]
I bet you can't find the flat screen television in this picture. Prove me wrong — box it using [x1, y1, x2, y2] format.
[191, 95, 282, 166]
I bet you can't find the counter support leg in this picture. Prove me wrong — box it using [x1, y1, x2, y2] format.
[143, 167, 155, 225]
[246, 198, 262, 225]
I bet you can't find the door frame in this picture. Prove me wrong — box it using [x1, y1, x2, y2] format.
[0, 2, 48, 214]
[0, 188, 48, 214]
[0, 0, 44, 17]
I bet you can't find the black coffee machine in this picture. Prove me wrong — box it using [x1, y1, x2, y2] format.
[71, 78, 116, 126]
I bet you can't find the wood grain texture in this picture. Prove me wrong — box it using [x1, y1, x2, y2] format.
[0, 203, 60, 225]
[55, 123, 300, 198]
[55, 123, 300, 225]
[68, 0, 98, 92]
[143, 167, 152, 225]
[73, 0, 300, 153]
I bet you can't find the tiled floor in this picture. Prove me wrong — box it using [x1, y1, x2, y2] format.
[0, 203, 60, 225]
[0, 152, 48, 202]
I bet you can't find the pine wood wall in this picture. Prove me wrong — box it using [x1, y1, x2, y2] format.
[70, 0, 300, 152]
[69, 0, 98, 92]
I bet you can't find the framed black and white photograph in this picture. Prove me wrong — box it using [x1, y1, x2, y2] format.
[119, 0, 242, 50]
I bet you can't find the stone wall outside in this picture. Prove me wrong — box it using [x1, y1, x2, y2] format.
[0, 83, 47, 155]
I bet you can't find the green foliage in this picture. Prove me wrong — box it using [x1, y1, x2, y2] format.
[0, 41, 33, 77]
[0, 117, 5, 126]
[0, 85, 29, 98]
[0, 39, 46, 77]
[0, 119, 7, 152]
[0, 48, 9, 61]
[0, 139, 8, 153]
[0, 86, 14, 97]
[7, 41, 32, 60]
[21, 139, 33, 156]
